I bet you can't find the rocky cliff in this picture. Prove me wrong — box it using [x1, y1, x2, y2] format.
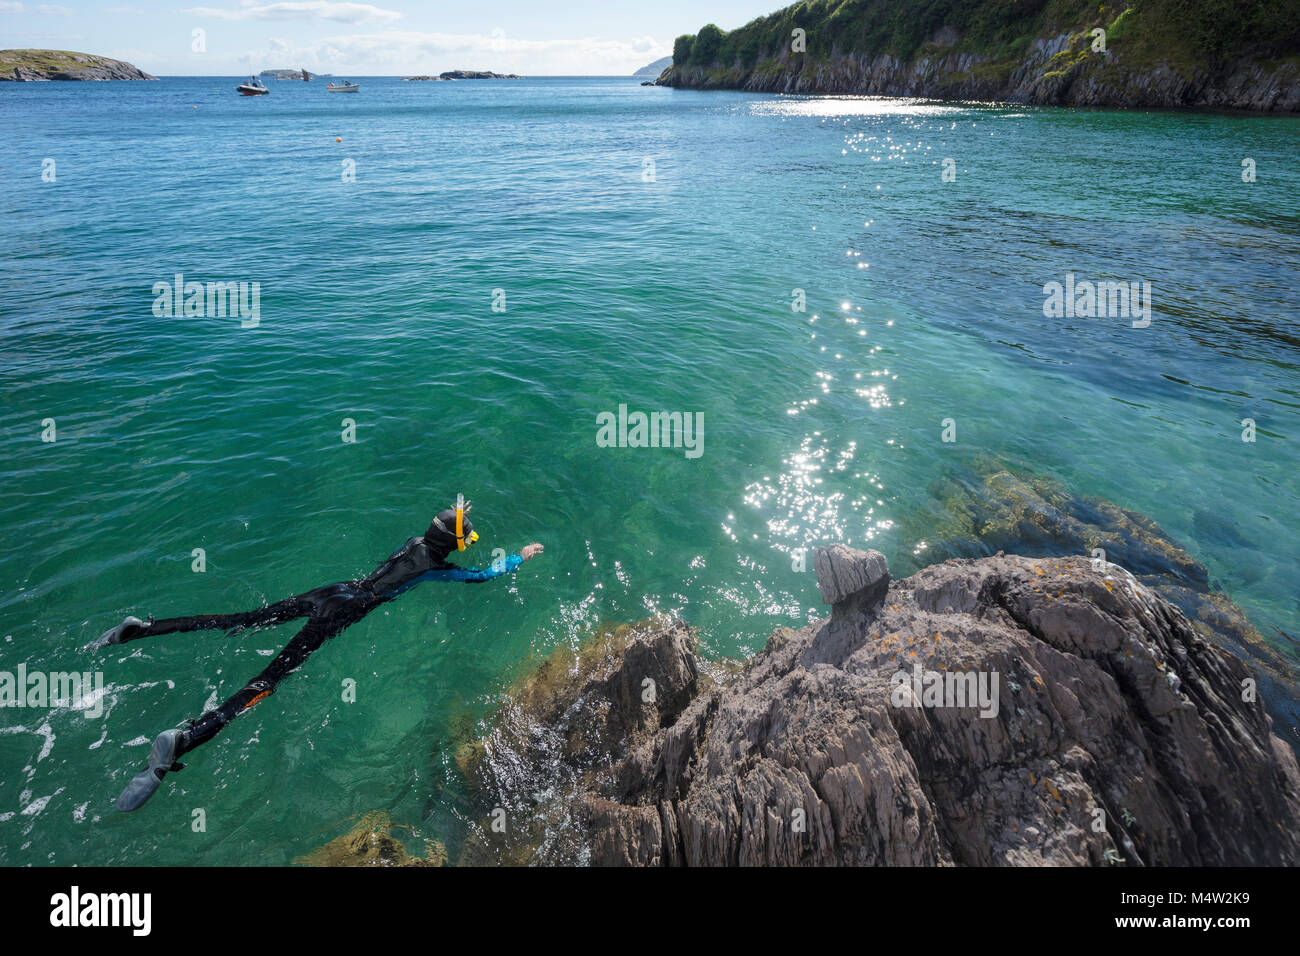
[658, 2, 1300, 112]
[458, 467, 1300, 866]
[0, 49, 157, 82]
[661, 36, 1300, 112]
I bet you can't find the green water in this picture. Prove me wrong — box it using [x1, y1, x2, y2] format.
[0, 77, 1297, 864]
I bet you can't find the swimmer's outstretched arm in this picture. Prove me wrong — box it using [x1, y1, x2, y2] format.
[420, 542, 544, 584]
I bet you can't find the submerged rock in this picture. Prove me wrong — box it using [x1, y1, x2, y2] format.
[294, 811, 446, 866]
[462, 551, 1300, 866]
[910, 456, 1300, 752]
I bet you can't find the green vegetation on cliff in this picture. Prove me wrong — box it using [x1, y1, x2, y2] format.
[0, 49, 157, 81]
[671, 0, 1299, 75]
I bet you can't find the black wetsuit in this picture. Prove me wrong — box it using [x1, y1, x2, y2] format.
[120, 535, 522, 757]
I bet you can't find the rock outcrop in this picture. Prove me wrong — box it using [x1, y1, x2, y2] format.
[909, 457, 1300, 754]
[456, 619, 707, 865]
[461, 548, 1300, 866]
[659, 29, 1300, 113]
[0, 49, 157, 81]
[294, 811, 446, 866]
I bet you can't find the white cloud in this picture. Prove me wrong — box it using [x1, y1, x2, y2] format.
[239, 29, 670, 75]
[0, 1, 78, 10]
[183, 1, 402, 24]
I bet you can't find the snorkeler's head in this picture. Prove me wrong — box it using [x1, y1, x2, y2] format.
[425, 494, 478, 554]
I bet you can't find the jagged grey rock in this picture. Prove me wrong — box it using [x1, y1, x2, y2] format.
[814, 544, 890, 611]
[911, 457, 1300, 753]
[462, 554, 1300, 866]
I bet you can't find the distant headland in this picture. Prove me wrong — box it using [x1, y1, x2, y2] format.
[0, 49, 157, 81]
[403, 70, 522, 81]
[633, 56, 671, 77]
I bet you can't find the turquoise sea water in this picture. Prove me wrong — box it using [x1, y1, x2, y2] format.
[1, 76, 1297, 865]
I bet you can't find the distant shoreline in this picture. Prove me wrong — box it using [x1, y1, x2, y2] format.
[403, 70, 522, 81]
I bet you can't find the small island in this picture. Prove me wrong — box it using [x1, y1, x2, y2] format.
[0, 49, 157, 81]
[259, 68, 322, 81]
[403, 70, 522, 81]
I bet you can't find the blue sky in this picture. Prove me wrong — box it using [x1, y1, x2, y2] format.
[0, 1, 772, 75]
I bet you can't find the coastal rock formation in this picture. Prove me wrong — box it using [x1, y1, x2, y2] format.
[909, 457, 1300, 753]
[658, 4, 1300, 113]
[0, 49, 157, 81]
[456, 618, 706, 865]
[461, 549, 1300, 866]
[662, 39, 1300, 112]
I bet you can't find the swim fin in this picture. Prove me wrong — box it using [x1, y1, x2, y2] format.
[86, 615, 147, 651]
[115, 729, 186, 812]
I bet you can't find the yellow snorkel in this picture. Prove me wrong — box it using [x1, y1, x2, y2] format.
[454, 494, 478, 551]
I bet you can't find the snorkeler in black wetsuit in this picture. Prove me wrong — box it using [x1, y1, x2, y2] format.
[88, 496, 543, 812]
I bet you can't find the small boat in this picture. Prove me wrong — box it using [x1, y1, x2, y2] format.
[301, 68, 310, 82]
[327, 81, 359, 93]
[237, 76, 269, 96]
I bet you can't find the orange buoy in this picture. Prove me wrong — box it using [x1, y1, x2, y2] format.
[336, 137, 341, 142]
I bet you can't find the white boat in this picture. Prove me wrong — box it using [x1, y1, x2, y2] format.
[327, 81, 359, 93]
